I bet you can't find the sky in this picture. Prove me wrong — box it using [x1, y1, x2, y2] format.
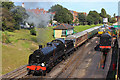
[10, 0, 120, 17]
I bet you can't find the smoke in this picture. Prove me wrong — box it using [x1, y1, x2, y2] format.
[25, 11, 51, 28]
[25, 11, 52, 45]
[10, 2, 54, 45]
[24, 3, 54, 45]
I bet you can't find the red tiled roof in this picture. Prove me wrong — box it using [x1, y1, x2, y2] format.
[27, 8, 56, 15]
[53, 24, 74, 30]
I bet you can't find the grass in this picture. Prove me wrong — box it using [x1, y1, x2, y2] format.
[0, 31, 2, 76]
[2, 29, 38, 74]
[36, 27, 55, 46]
[2, 28, 55, 74]
[74, 24, 103, 33]
[0, 31, 2, 42]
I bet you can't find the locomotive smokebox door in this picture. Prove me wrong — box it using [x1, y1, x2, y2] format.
[100, 33, 112, 48]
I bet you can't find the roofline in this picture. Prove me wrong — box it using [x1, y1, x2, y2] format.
[53, 28, 74, 30]
[53, 23, 74, 30]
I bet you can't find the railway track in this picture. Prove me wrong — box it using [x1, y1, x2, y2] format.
[1, 65, 27, 79]
[51, 36, 99, 79]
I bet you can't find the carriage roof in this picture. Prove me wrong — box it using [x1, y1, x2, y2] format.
[66, 31, 87, 39]
[66, 26, 101, 40]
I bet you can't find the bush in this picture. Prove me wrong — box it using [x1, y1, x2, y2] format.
[2, 32, 11, 44]
[30, 28, 36, 36]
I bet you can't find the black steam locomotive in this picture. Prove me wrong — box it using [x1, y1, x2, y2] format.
[99, 33, 112, 51]
[27, 38, 74, 75]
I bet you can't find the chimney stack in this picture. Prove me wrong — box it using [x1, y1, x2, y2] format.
[22, 3, 24, 8]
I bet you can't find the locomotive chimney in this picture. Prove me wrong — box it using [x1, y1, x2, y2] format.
[39, 45, 42, 49]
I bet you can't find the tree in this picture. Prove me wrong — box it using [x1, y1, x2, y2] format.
[87, 15, 94, 25]
[10, 6, 28, 29]
[2, 8, 15, 31]
[1, 2, 14, 10]
[113, 13, 116, 18]
[100, 8, 107, 18]
[87, 11, 100, 25]
[1, 1, 28, 31]
[99, 17, 103, 24]
[106, 14, 111, 23]
[77, 13, 86, 25]
[30, 28, 36, 36]
[48, 4, 63, 13]
[74, 19, 78, 24]
[110, 17, 116, 23]
[49, 4, 73, 24]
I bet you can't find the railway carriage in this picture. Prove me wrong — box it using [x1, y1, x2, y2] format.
[84, 26, 101, 39]
[65, 26, 101, 48]
[65, 31, 88, 48]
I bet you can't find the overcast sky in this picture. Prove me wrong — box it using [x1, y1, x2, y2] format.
[10, 0, 120, 17]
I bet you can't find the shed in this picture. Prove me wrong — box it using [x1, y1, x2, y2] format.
[53, 24, 74, 38]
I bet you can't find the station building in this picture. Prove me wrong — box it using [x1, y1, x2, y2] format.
[53, 24, 74, 39]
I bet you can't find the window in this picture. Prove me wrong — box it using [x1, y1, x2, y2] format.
[62, 30, 66, 35]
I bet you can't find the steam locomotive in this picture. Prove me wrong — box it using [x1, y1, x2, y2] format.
[27, 38, 74, 75]
[99, 33, 112, 52]
[27, 26, 101, 75]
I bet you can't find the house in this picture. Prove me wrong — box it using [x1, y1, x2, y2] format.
[53, 24, 74, 38]
[69, 10, 87, 23]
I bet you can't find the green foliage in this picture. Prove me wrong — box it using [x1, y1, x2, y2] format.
[49, 4, 62, 12]
[87, 11, 100, 25]
[11, 6, 28, 29]
[74, 19, 78, 23]
[77, 13, 86, 25]
[2, 32, 11, 43]
[30, 28, 36, 36]
[110, 17, 116, 23]
[87, 15, 94, 25]
[2, 8, 15, 31]
[113, 13, 116, 18]
[99, 17, 103, 24]
[2, 3, 28, 31]
[100, 8, 107, 18]
[49, 20, 52, 24]
[1, 2, 14, 10]
[49, 4, 73, 24]
[106, 14, 111, 22]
